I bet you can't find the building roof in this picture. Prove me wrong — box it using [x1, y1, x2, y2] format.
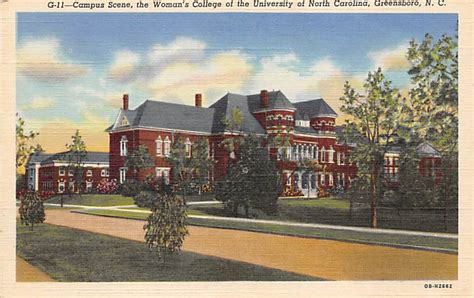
[247, 91, 295, 112]
[293, 99, 338, 119]
[209, 93, 266, 134]
[132, 100, 215, 133]
[40, 151, 109, 165]
[107, 91, 337, 135]
[27, 152, 54, 164]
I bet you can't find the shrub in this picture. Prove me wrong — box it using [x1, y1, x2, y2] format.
[143, 192, 188, 262]
[134, 191, 156, 208]
[330, 185, 345, 198]
[18, 190, 45, 231]
[96, 178, 119, 194]
[120, 180, 144, 197]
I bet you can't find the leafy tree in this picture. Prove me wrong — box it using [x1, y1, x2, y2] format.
[16, 114, 42, 173]
[143, 191, 188, 262]
[189, 137, 215, 196]
[65, 130, 88, 202]
[340, 68, 403, 228]
[19, 190, 45, 231]
[220, 107, 244, 159]
[124, 145, 155, 181]
[166, 136, 193, 201]
[216, 134, 281, 216]
[406, 33, 458, 229]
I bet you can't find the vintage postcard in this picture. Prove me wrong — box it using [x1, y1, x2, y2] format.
[1, 0, 473, 297]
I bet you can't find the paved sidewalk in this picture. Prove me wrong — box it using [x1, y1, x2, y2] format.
[44, 209, 458, 281]
[16, 256, 55, 282]
[45, 202, 458, 239]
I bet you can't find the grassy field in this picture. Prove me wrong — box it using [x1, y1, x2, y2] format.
[189, 199, 458, 233]
[47, 194, 134, 206]
[279, 198, 350, 209]
[17, 222, 319, 281]
[75, 209, 458, 252]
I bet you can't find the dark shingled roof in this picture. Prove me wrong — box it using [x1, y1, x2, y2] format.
[130, 100, 215, 133]
[293, 99, 337, 119]
[247, 91, 295, 112]
[41, 151, 109, 164]
[209, 93, 266, 134]
[27, 153, 54, 164]
[107, 91, 337, 135]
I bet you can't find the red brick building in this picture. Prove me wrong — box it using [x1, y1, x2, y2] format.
[26, 151, 109, 193]
[106, 91, 359, 197]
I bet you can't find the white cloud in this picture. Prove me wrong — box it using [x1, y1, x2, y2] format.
[17, 37, 88, 82]
[107, 50, 141, 83]
[19, 97, 55, 111]
[368, 42, 410, 71]
[106, 37, 253, 106]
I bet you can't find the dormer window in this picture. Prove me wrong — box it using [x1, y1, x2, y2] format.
[155, 136, 163, 156]
[120, 116, 129, 126]
[120, 136, 128, 156]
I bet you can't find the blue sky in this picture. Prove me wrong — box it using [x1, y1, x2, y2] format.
[16, 13, 457, 152]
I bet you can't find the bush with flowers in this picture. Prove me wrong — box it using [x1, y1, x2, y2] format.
[280, 185, 303, 197]
[96, 178, 119, 194]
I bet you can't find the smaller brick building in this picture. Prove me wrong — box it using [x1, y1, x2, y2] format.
[25, 151, 109, 193]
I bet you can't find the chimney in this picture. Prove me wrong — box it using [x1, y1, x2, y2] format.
[260, 90, 269, 109]
[195, 93, 202, 108]
[123, 94, 129, 110]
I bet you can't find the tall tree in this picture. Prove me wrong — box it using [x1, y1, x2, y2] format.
[189, 137, 215, 196]
[16, 114, 42, 173]
[340, 68, 403, 228]
[216, 134, 281, 216]
[124, 145, 155, 181]
[65, 130, 88, 200]
[166, 136, 193, 201]
[406, 33, 458, 229]
[220, 107, 244, 159]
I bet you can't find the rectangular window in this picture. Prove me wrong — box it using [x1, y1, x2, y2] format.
[320, 174, 325, 186]
[59, 167, 65, 176]
[101, 169, 109, 177]
[119, 167, 127, 184]
[329, 174, 334, 186]
[164, 141, 171, 157]
[86, 181, 93, 192]
[86, 169, 93, 177]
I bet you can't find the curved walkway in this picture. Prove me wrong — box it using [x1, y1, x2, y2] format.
[43, 203, 457, 239]
[16, 256, 55, 282]
[44, 209, 457, 281]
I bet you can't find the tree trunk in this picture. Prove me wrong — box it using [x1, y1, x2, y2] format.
[244, 204, 249, 218]
[60, 194, 64, 208]
[370, 170, 378, 228]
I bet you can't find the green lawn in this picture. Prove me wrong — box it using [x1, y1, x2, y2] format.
[75, 209, 458, 252]
[17, 222, 318, 281]
[279, 198, 349, 209]
[47, 194, 134, 207]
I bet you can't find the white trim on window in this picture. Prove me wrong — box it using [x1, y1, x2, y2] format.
[164, 136, 171, 157]
[185, 138, 192, 158]
[120, 135, 128, 157]
[119, 167, 127, 184]
[86, 169, 93, 177]
[155, 136, 163, 156]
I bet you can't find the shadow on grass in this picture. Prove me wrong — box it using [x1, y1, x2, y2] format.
[16, 222, 322, 282]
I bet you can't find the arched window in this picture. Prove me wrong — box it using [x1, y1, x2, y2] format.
[120, 136, 128, 156]
[164, 136, 171, 157]
[155, 136, 163, 156]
